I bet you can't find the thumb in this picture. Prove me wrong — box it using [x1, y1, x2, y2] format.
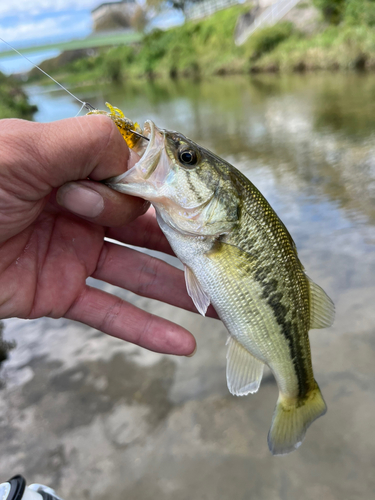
[55, 149, 150, 227]
[0, 114, 132, 201]
[0, 114, 142, 241]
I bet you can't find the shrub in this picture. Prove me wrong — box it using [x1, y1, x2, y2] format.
[344, 0, 375, 27]
[0, 72, 38, 119]
[313, 0, 346, 24]
[246, 22, 295, 61]
[314, 0, 375, 26]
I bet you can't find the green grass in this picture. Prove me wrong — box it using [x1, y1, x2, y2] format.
[28, 5, 251, 85]
[245, 22, 295, 62]
[313, 0, 375, 26]
[0, 71, 37, 119]
[21, 1, 375, 85]
[253, 24, 375, 72]
[250, 1, 375, 71]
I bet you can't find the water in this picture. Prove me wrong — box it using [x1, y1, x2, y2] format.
[1, 74, 375, 499]
[0, 49, 61, 75]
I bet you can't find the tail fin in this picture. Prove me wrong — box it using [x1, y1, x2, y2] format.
[268, 382, 327, 456]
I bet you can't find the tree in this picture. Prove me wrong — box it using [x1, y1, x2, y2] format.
[131, 4, 149, 32]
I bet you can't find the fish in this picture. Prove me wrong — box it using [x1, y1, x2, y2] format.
[0, 39, 334, 455]
[98, 105, 335, 456]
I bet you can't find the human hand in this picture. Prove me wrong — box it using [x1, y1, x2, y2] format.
[0, 115, 207, 356]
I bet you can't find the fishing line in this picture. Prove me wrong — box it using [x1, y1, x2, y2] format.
[0, 37, 150, 140]
[0, 37, 97, 113]
[75, 101, 87, 117]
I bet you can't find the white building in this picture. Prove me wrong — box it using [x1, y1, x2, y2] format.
[91, 0, 137, 32]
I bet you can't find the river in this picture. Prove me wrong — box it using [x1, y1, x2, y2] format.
[1, 73, 375, 499]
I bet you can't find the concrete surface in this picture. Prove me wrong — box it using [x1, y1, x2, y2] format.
[1, 235, 374, 500]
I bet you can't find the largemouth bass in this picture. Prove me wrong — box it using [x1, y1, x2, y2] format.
[97, 106, 335, 456]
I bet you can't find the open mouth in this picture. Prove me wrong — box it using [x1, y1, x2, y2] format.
[103, 120, 163, 192]
[123, 120, 161, 180]
[133, 120, 154, 157]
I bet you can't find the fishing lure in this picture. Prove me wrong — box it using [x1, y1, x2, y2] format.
[87, 103, 146, 149]
[0, 37, 148, 148]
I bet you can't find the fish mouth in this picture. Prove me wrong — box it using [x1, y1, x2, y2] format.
[132, 120, 155, 158]
[104, 120, 165, 198]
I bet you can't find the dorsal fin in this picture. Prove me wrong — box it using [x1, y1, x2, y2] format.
[308, 277, 335, 329]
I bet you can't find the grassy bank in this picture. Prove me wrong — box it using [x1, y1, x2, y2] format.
[251, 0, 375, 71]
[254, 24, 375, 72]
[27, 2, 375, 85]
[28, 6, 250, 84]
[0, 72, 37, 119]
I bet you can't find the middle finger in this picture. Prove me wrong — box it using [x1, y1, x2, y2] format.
[92, 240, 218, 318]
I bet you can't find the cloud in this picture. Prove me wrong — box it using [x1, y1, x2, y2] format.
[0, 0, 181, 48]
[0, 14, 91, 43]
[0, 1, 100, 17]
[0, 1, 122, 46]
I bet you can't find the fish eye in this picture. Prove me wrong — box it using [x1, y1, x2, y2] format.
[178, 148, 198, 166]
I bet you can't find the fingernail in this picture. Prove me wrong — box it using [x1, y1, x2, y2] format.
[57, 183, 104, 218]
[186, 345, 197, 358]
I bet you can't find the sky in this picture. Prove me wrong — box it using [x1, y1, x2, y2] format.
[0, 0, 183, 74]
[0, 0, 182, 49]
[0, 1, 99, 47]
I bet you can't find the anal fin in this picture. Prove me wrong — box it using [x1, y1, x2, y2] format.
[226, 337, 264, 396]
[184, 265, 210, 316]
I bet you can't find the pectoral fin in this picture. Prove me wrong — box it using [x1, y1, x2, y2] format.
[226, 337, 264, 396]
[308, 277, 335, 329]
[184, 265, 210, 316]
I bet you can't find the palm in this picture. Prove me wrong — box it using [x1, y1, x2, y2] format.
[8, 209, 104, 319]
[1, 200, 205, 354]
[0, 115, 206, 355]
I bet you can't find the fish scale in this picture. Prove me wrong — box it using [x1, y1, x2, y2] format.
[103, 110, 335, 455]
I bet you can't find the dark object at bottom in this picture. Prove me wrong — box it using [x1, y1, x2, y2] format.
[0, 476, 63, 500]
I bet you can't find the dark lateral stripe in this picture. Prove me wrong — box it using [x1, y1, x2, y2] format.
[255, 268, 309, 398]
[268, 295, 309, 398]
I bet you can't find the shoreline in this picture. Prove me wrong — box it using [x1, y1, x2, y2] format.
[18, 4, 375, 90]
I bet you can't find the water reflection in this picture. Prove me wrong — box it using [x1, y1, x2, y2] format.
[42, 73, 375, 228]
[1, 73, 374, 499]
[28, 70, 375, 377]
[27, 71, 375, 359]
